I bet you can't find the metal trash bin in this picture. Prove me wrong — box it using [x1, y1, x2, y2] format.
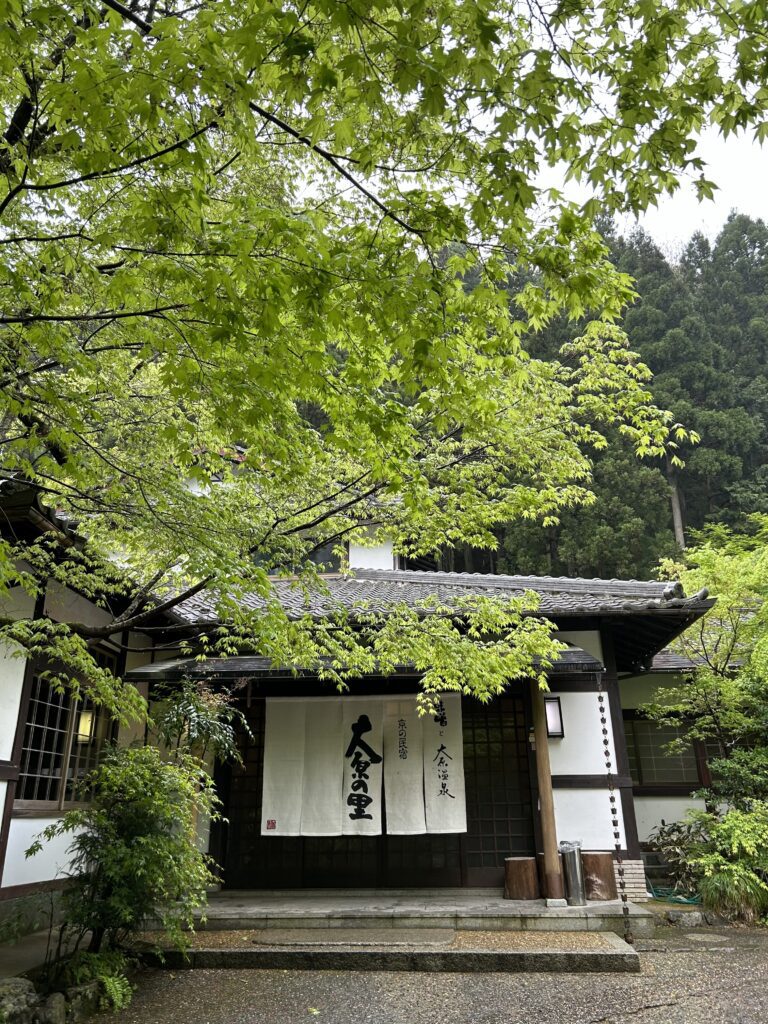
[559, 839, 587, 907]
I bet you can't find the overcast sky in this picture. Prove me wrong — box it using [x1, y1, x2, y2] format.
[621, 127, 768, 257]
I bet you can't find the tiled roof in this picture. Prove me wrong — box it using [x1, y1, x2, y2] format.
[648, 650, 740, 673]
[649, 650, 700, 672]
[170, 567, 711, 624]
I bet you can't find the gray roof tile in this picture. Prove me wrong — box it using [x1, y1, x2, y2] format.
[170, 568, 710, 624]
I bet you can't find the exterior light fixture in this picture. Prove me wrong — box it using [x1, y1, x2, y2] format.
[75, 708, 94, 744]
[544, 696, 564, 738]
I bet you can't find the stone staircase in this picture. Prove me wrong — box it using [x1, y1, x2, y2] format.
[141, 890, 650, 974]
[641, 850, 673, 895]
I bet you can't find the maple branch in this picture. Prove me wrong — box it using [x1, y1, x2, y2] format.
[248, 102, 424, 238]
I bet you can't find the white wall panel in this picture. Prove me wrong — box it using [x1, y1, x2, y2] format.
[349, 537, 394, 571]
[620, 674, 676, 709]
[1, 817, 76, 888]
[553, 787, 626, 850]
[634, 795, 706, 843]
[555, 630, 603, 665]
[0, 585, 35, 621]
[0, 643, 27, 761]
[44, 582, 113, 627]
[547, 692, 617, 776]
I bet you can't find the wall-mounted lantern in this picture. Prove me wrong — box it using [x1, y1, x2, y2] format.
[75, 708, 95, 744]
[544, 696, 564, 738]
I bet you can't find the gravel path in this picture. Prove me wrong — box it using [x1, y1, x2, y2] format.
[93, 925, 768, 1024]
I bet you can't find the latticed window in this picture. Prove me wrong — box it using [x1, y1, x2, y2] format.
[16, 653, 117, 808]
[625, 719, 700, 786]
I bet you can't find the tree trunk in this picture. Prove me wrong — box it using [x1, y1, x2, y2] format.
[666, 459, 686, 550]
[546, 527, 560, 574]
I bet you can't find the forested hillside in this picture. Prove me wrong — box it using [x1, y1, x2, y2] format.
[436, 214, 768, 580]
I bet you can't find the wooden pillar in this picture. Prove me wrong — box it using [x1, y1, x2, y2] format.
[530, 680, 565, 901]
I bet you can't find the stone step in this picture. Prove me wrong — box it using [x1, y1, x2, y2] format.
[191, 902, 655, 938]
[141, 929, 640, 973]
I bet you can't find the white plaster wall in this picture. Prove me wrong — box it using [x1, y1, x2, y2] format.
[116, 682, 150, 747]
[0, 586, 35, 762]
[547, 692, 617, 776]
[118, 635, 155, 746]
[620, 673, 678, 709]
[1, 816, 76, 888]
[0, 584, 36, 621]
[555, 630, 603, 665]
[634, 795, 706, 843]
[123, 632, 155, 672]
[44, 582, 114, 628]
[138, 645, 183, 664]
[0, 642, 27, 761]
[553, 788, 626, 850]
[348, 537, 395, 571]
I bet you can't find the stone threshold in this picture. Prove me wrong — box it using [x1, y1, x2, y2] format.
[184, 889, 656, 938]
[140, 930, 640, 973]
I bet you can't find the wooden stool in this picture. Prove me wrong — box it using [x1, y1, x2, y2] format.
[582, 851, 618, 900]
[504, 856, 540, 900]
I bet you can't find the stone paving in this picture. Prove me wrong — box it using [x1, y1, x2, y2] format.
[189, 889, 655, 936]
[86, 925, 768, 1024]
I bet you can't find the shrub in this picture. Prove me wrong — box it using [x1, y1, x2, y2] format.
[650, 804, 768, 921]
[647, 816, 710, 895]
[692, 804, 768, 922]
[696, 859, 768, 922]
[27, 745, 220, 954]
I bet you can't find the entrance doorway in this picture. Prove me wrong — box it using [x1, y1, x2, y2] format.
[219, 694, 536, 887]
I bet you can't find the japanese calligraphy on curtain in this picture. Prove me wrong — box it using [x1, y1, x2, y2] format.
[260, 694, 466, 837]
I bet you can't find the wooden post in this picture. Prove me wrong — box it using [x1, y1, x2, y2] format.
[530, 680, 565, 901]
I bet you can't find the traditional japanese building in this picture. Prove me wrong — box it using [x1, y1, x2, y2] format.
[0, 507, 713, 905]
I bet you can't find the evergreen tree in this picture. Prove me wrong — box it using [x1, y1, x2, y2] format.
[491, 216, 768, 579]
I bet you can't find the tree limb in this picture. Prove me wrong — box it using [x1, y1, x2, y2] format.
[248, 101, 424, 238]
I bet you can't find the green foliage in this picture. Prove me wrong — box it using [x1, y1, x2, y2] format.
[697, 862, 768, 924]
[646, 520, 768, 774]
[354, 592, 565, 706]
[647, 817, 710, 896]
[650, 808, 768, 921]
[692, 805, 768, 923]
[0, 0, 760, 695]
[639, 216, 768, 534]
[153, 679, 253, 763]
[647, 525, 768, 919]
[27, 746, 219, 954]
[496, 214, 768, 576]
[498, 434, 678, 577]
[707, 747, 768, 807]
[60, 950, 134, 1011]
